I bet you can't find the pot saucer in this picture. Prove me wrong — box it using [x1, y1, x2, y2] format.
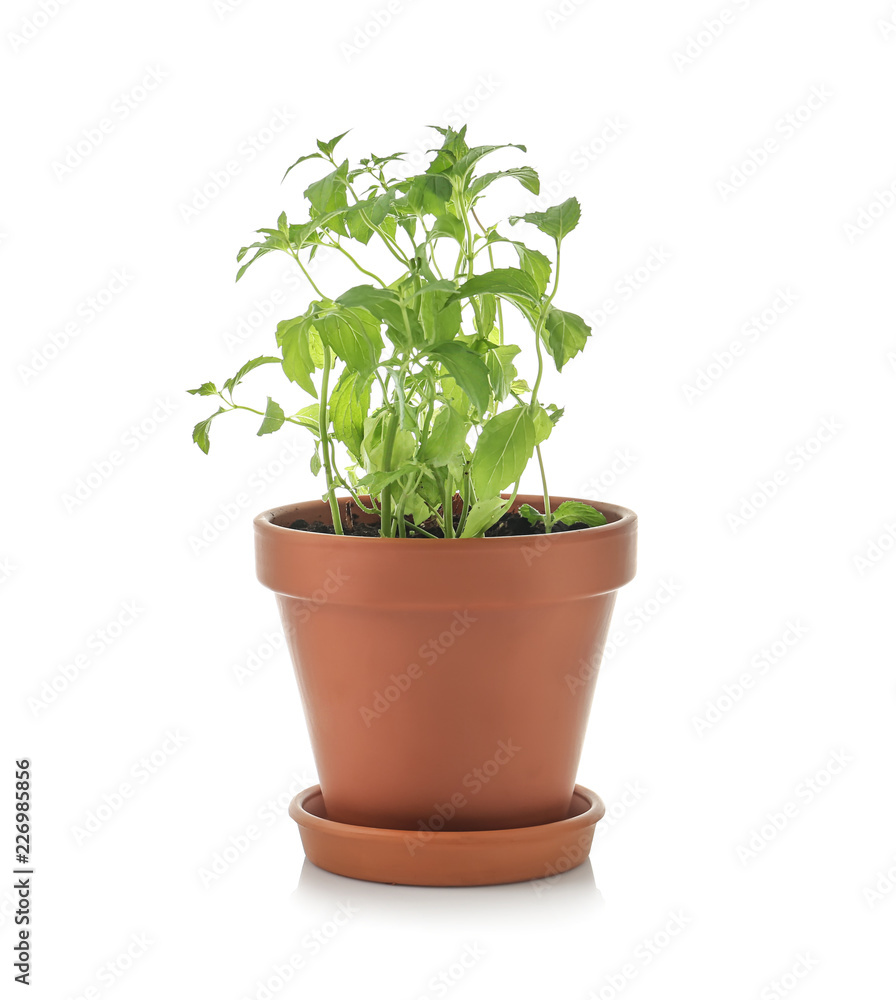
[288, 784, 605, 887]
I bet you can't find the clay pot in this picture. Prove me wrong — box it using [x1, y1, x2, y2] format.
[255, 494, 636, 832]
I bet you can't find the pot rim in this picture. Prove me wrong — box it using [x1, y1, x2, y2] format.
[290, 783, 606, 840]
[254, 494, 636, 547]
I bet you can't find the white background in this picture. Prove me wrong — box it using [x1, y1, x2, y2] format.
[3, 0, 895, 997]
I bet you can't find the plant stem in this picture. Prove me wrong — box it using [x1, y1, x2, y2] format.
[290, 250, 326, 299]
[379, 407, 401, 537]
[455, 463, 473, 537]
[535, 444, 553, 534]
[318, 345, 343, 534]
[443, 477, 455, 538]
[471, 206, 504, 344]
[530, 241, 563, 532]
[325, 239, 388, 287]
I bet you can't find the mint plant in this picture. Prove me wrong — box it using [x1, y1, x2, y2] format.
[189, 126, 607, 538]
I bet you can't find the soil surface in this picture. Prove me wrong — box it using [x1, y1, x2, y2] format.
[288, 506, 595, 538]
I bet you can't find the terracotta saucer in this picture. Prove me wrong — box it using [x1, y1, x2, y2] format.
[288, 784, 605, 887]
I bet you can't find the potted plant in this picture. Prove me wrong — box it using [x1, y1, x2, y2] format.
[189, 126, 637, 886]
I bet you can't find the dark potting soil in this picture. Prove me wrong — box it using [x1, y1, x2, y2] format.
[288, 509, 593, 538]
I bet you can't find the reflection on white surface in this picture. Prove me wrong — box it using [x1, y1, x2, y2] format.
[293, 856, 602, 923]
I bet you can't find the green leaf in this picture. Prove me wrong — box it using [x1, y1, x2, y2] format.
[354, 464, 418, 495]
[187, 382, 217, 396]
[287, 207, 352, 251]
[316, 130, 351, 157]
[337, 285, 409, 335]
[361, 413, 415, 472]
[235, 241, 280, 282]
[277, 317, 318, 397]
[223, 356, 281, 394]
[304, 160, 349, 234]
[460, 497, 509, 538]
[552, 501, 608, 527]
[310, 450, 322, 476]
[293, 404, 321, 436]
[532, 404, 553, 445]
[416, 281, 462, 343]
[469, 166, 540, 200]
[317, 307, 382, 372]
[513, 244, 552, 297]
[343, 200, 373, 243]
[485, 345, 520, 402]
[369, 188, 397, 225]
[543, 308, 591, 371]
[282, 151, 324, 182]
[451, 144, 526, 181]
[257, 397, 285, 436]
[408, 173, 452, 215]
[192, 408, 224, 454]
[510, 197, 581, 241]
[472, 293, 496, 338]
[471, 407, 537, 497]
[546, 403, 565, 425]
[451, 268, 539, 304]
[518, 503, 544, 526]
[329, 369, 372, 461]
[420, 405, 470, 466]
[430, 214, 465, 242]
[427, 342, 492, 414]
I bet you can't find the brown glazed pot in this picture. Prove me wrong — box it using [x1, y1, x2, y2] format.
[255, 494, 636, 833]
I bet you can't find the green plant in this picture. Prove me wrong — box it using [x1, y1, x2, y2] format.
[189, 126, 606, 538]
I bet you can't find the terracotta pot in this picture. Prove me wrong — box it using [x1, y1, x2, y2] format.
[255, 494, 636, 832]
